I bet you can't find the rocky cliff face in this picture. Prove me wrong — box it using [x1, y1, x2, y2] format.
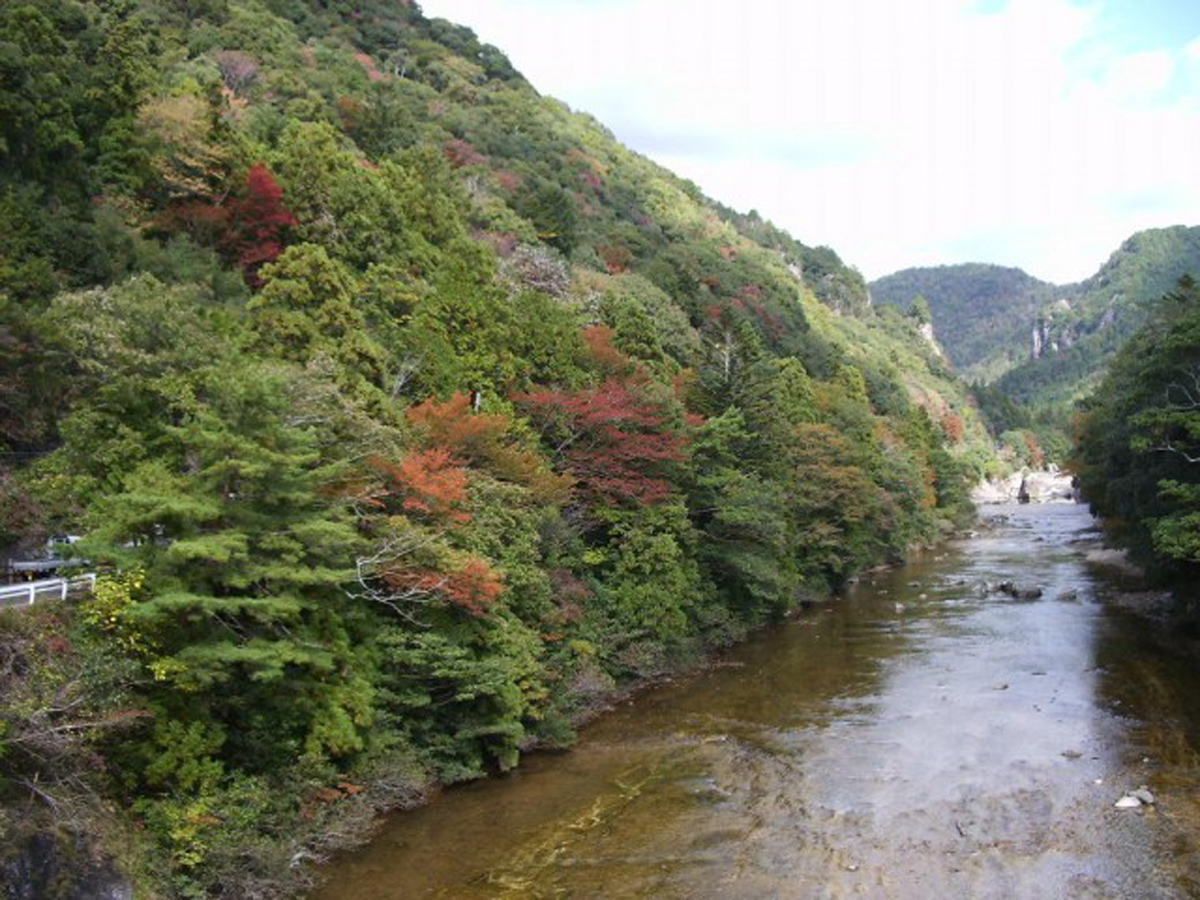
[971, 467, 1077, 505]
[1, 832, 131, 900]
[918, 321, 945, 358]
[1030, 297, 1115, 361]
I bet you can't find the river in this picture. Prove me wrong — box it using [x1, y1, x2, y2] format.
[314, 503, 1200, 899]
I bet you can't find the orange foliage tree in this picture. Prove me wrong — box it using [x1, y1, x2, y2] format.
[405, 392, 571, 503]
[380, 557, 504, 617]
[367, 447, 470, 524]
[942, 412, 964, 444]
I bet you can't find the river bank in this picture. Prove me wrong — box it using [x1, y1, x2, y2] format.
[310, 503, 1200, 899]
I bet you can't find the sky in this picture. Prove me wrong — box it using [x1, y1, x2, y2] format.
[418, 0, 1200, 283]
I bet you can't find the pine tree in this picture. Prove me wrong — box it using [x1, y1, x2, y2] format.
[85, 363, 371, 764]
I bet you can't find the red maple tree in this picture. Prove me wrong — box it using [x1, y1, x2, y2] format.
[226, 163, 296, 286]
[517, 379, 685, 506]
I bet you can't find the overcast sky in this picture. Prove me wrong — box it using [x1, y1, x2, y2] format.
[419, 0, 1200, 283]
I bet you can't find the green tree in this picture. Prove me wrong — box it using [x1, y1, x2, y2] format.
[84, 362, 372, 765]
[249, 243, 386, 403]
[1076, 276, 1200, 587]
[909, 294, 931, 325]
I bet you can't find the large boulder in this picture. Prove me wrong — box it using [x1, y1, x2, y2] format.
[971, 466, 1076, 505]
[1019, 467, 1077, 503]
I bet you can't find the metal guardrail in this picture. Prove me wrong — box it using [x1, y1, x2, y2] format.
[0, 573, 97, 609]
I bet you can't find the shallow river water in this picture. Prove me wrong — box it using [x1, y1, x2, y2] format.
[316, 503, 1200, 899]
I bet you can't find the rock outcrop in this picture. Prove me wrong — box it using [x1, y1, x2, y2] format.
[1, 832, 131, 900]
[971, 466, 1077, 505]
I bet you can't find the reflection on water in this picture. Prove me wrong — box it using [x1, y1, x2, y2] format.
[315, 505, 1200, 899]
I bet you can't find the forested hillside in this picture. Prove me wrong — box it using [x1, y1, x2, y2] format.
[0, 0, 991, 895]
[869, 263, 1054, 383]
[995, 226, 1200, 405]
[871, 228, 1200, 460]
[1074, 275, 1200, 605]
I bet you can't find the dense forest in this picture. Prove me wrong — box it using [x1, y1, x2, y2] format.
[872, 227, 1200, 461]
[1074, 275, 1200, 605]
[870, 263, 1055, 383]
[0, 0, 995, 896]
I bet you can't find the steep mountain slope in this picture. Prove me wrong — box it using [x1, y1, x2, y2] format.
[870, 263, 1054, 382]
[0, 1, 996, 896]
[996, 225, 1200, 404]
[871, 227, 1200, 408]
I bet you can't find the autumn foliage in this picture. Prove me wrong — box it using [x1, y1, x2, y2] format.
[942, 412, 964, 444]
[406, 393, 571, 502]
[382, 557, 504, 616]
[368, 448, 471, 524]
[1024, 431, 1045, 468]
[444, 138, 486, 168]
[226, 164, 297, 284]
[157, 163, 295, 286]
[406, 392, 509, 460]
[581, 325, 633, 377]
[517, 379, 686, 506]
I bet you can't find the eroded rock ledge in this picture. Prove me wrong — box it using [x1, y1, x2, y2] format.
[971, 466, 1078, 505]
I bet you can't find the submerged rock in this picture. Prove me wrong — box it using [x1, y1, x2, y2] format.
[993, 581, 1043, 600]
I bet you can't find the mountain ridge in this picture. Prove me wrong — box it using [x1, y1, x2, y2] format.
[869, 225, 1200, 403]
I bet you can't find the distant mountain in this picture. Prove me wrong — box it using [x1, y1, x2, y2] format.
[871, 226, 1200, 404]
[995, 226, 1200, 404]
[869, 264, 1054, 382]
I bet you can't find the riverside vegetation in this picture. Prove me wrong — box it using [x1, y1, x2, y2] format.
[871, 226, 1200, 462]
[0, 0, 989, 895]
[2, 0, 1197, 896]
[1073, 275, 1200, 605]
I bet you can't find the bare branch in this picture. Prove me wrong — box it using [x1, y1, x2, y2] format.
[389, 355, 424, 401]
[1150, 436, 1200, 464]
[348, 534, 447, 624]
[1164, 363, 1200, 410]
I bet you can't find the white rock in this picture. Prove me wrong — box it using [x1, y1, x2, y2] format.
[1114, 795, 1142, 809]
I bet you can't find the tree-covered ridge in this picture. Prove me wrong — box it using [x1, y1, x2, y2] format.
[1074, 275, 1200, 603]
[869, 229, 1200, 463]
[0, 1, 988, 896]
[995, 225, 1200, 406]
[869, 263, 1055, 383]
[871, 228, 1200, 403]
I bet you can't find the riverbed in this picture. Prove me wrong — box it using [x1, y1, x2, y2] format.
[314, 503, 1200, 899]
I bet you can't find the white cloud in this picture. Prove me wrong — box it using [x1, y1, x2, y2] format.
[421, 0, 1200, 283]
[1101, 49, 1175, 100]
